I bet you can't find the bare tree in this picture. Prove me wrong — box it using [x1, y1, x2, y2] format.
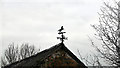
[19, 43, 37, 60]
[77, 49, 102, 67]
[1, 43, 19, 66]
[90, 0, 120, 67]
[1, 43, 40, 67]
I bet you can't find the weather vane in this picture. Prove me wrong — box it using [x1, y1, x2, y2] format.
[57, 26, 68, 43]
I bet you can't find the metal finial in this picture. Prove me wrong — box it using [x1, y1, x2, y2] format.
[57, 26, 67, 43]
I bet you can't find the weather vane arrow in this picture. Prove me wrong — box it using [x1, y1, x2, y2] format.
[57, 26, 68, 43]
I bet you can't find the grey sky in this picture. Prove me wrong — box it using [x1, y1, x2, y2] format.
[1, 0, 105, 64]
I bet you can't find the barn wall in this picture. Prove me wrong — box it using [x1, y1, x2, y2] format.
[41, 49, 80, 68]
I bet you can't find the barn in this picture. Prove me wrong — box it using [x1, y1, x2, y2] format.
[3, 43, 87, 68]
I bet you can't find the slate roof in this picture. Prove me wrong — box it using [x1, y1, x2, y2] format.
[3, 43, 87, 68]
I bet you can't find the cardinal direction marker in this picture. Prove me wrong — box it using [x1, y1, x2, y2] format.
[57, 26, 68, 43]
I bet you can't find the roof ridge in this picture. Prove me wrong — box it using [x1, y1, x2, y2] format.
[3, 43, 63, 68]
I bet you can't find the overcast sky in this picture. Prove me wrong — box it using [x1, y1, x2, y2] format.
[0, 0, 107, 64]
